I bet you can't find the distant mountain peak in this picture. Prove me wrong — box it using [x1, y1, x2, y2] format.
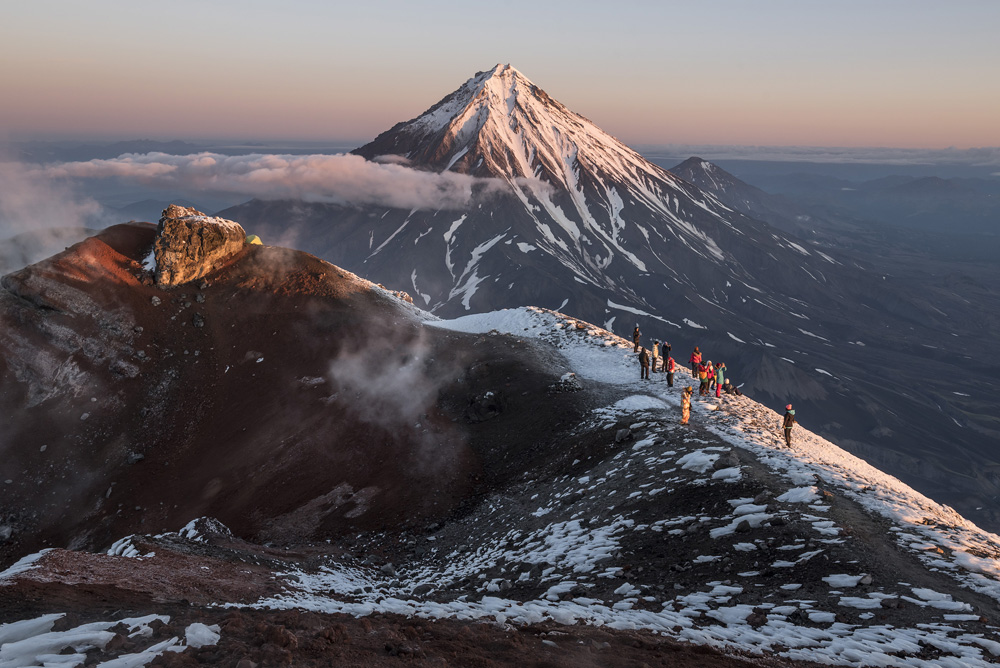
[670, 157, 751, 194]
[673, 156, 719, 174]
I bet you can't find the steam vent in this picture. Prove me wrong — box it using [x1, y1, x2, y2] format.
[154, 204, 247, 287]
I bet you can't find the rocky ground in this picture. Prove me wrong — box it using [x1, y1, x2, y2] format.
[2, 224, 1000, 666]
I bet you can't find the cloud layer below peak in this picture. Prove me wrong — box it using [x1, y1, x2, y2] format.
[38, 152, 508, 211]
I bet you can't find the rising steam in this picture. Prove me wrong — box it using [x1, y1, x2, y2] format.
[39, 152, 510, 210]
[325, 327, 466, 476]
[0, 160, 109, 273]
[0, 161, 104, 238]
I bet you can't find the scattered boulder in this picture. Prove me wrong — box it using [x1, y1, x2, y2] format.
[375, 283, 414, 304]
[713, 452, 739, 470]
[549, 372, 583, 393]
[746, 609, 768, 627]
[154, 205, 246, 287]
[465, 390, 505, 423]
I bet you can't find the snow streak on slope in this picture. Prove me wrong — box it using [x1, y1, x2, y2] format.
[236, 308, 1000, 667]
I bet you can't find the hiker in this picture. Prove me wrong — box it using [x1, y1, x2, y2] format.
[638, 346, 650, 380]
[783, 404, 796, 447]
[665, 355, 676, 387]
[698, 361, 711, 396]
[689, 347, 702, 378]
[680, 386, 693, 425]
[722, 379, 741, 396]
[662, 341, 671, 359]
[705, 361, 716, 395]
[651, 341, 659, 373]
[633, 325, 641, 352]
[714, 362, 726, 399]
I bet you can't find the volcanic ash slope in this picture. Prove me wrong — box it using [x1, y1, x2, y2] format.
[4, 307, 1000, 666]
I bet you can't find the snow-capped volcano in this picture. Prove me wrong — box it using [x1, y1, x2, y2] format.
[233, 64, 830, 314]
[352, 64, 783, 290]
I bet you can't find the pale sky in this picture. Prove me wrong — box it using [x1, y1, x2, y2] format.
[2, 0, 998, 148]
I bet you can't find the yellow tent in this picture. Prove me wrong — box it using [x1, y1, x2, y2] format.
[246, 234, 262, 245]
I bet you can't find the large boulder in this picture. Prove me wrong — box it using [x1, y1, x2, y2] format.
[154, 205, 246, 287]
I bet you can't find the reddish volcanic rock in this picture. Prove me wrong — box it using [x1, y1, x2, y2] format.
[0, 223, 581, 565]
[154, 205, 246, 287]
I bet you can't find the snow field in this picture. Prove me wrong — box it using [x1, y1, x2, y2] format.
[0, 614, 219, 668]
[431, 309, 1000, 661]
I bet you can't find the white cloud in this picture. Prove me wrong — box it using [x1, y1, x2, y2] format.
[37, 152, 507, 210]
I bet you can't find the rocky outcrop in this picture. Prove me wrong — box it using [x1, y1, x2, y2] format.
[154, 205, 246, 287]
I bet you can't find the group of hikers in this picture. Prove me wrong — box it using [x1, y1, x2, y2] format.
[631, 325, 797, 446]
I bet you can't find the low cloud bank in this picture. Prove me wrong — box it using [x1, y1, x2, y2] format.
[39, 152, 510, 210]
[0, 162, 104, 239]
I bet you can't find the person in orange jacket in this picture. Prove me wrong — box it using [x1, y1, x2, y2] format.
[697, 361, 710, 395]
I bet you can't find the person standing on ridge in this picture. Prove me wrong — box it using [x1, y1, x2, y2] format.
[680, 386, 693, 425]
[633, 325, 641, 353]
[697, 360, 710, 396]
[714, 362, 726, 399]
[666, 355, 676, 387]
[689, 347, 701, 378]
[662, 341, 671, 360]
[651, 340, 660, 373]
[638, 346, 650, 380]
[783, 404, 797, 447]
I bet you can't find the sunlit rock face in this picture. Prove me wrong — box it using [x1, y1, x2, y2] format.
[154, 205, 246, 287]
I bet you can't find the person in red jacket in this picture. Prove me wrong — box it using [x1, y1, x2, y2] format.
[665, 356, 676, 387]
[689, 347, 701, 378]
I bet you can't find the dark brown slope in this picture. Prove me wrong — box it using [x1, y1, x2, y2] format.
[0, 224, 582, 565]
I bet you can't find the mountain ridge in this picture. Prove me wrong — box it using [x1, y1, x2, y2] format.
[220, 66, 1000, 535]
